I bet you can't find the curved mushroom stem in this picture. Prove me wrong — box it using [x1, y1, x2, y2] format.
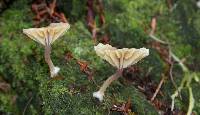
[44, 38, 60, 78]
[99, 69, 123, 93]
[93, 69, 123, 101]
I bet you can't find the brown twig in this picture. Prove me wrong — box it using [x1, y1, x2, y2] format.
[151, 74, 165, 102]
[149, 17, 180, 97]
[150, 35, 182, 99]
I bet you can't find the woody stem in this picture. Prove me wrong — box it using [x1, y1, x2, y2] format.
[99, 69, 123, 93]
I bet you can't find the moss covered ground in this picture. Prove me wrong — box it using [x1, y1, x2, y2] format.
[0, 0, 200, 114]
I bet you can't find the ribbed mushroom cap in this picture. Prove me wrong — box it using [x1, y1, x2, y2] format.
[94, 43, 149, 69]
[23, 23, 70, 45]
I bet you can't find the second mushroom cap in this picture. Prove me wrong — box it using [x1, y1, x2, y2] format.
[94, 43, 149, 69]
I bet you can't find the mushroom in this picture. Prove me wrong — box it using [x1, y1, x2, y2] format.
[93, 43, 149, 101]
[23, 22, 70, 77]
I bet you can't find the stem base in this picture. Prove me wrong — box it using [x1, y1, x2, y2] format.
[93, 91, 104, 102]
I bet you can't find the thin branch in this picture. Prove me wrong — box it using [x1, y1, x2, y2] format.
[149, 34, 189, 67]
[151, 74, 165, 102]
[149, 34, 196, 114]
[169, 62, 182, 99]
[150, 34, 181, 97]
[149, 34, 168, 44]
[170, 51, 188, 72]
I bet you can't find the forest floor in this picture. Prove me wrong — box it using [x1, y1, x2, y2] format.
[0, 0, 200, 115]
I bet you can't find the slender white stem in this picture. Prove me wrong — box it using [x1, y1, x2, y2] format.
[93, 69, 123, 101]
[45, 43, 54, 75]
[99, 69, 123, 93]
[44, 37, 59, 77]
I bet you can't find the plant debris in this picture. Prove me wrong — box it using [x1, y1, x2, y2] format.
[110, 98, 135, 115]
[65, 52, 94, 81]
[86, 0, 109, 43]
[77, 60, 93, 81]
[31, 0, 68, 27]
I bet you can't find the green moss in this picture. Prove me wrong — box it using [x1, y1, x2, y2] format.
[0, 0, 199, 114]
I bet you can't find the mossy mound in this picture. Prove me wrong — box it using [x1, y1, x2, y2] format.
[0, 0, 200, 114]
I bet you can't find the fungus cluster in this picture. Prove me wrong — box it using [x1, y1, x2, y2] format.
[23, 23, 149, 102]
[23, 22, 70, 77]
[93, 43, 149, 101]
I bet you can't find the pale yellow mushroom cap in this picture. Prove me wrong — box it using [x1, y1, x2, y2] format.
[23, 22, 70, 45]
[94, 43, 149, 69]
